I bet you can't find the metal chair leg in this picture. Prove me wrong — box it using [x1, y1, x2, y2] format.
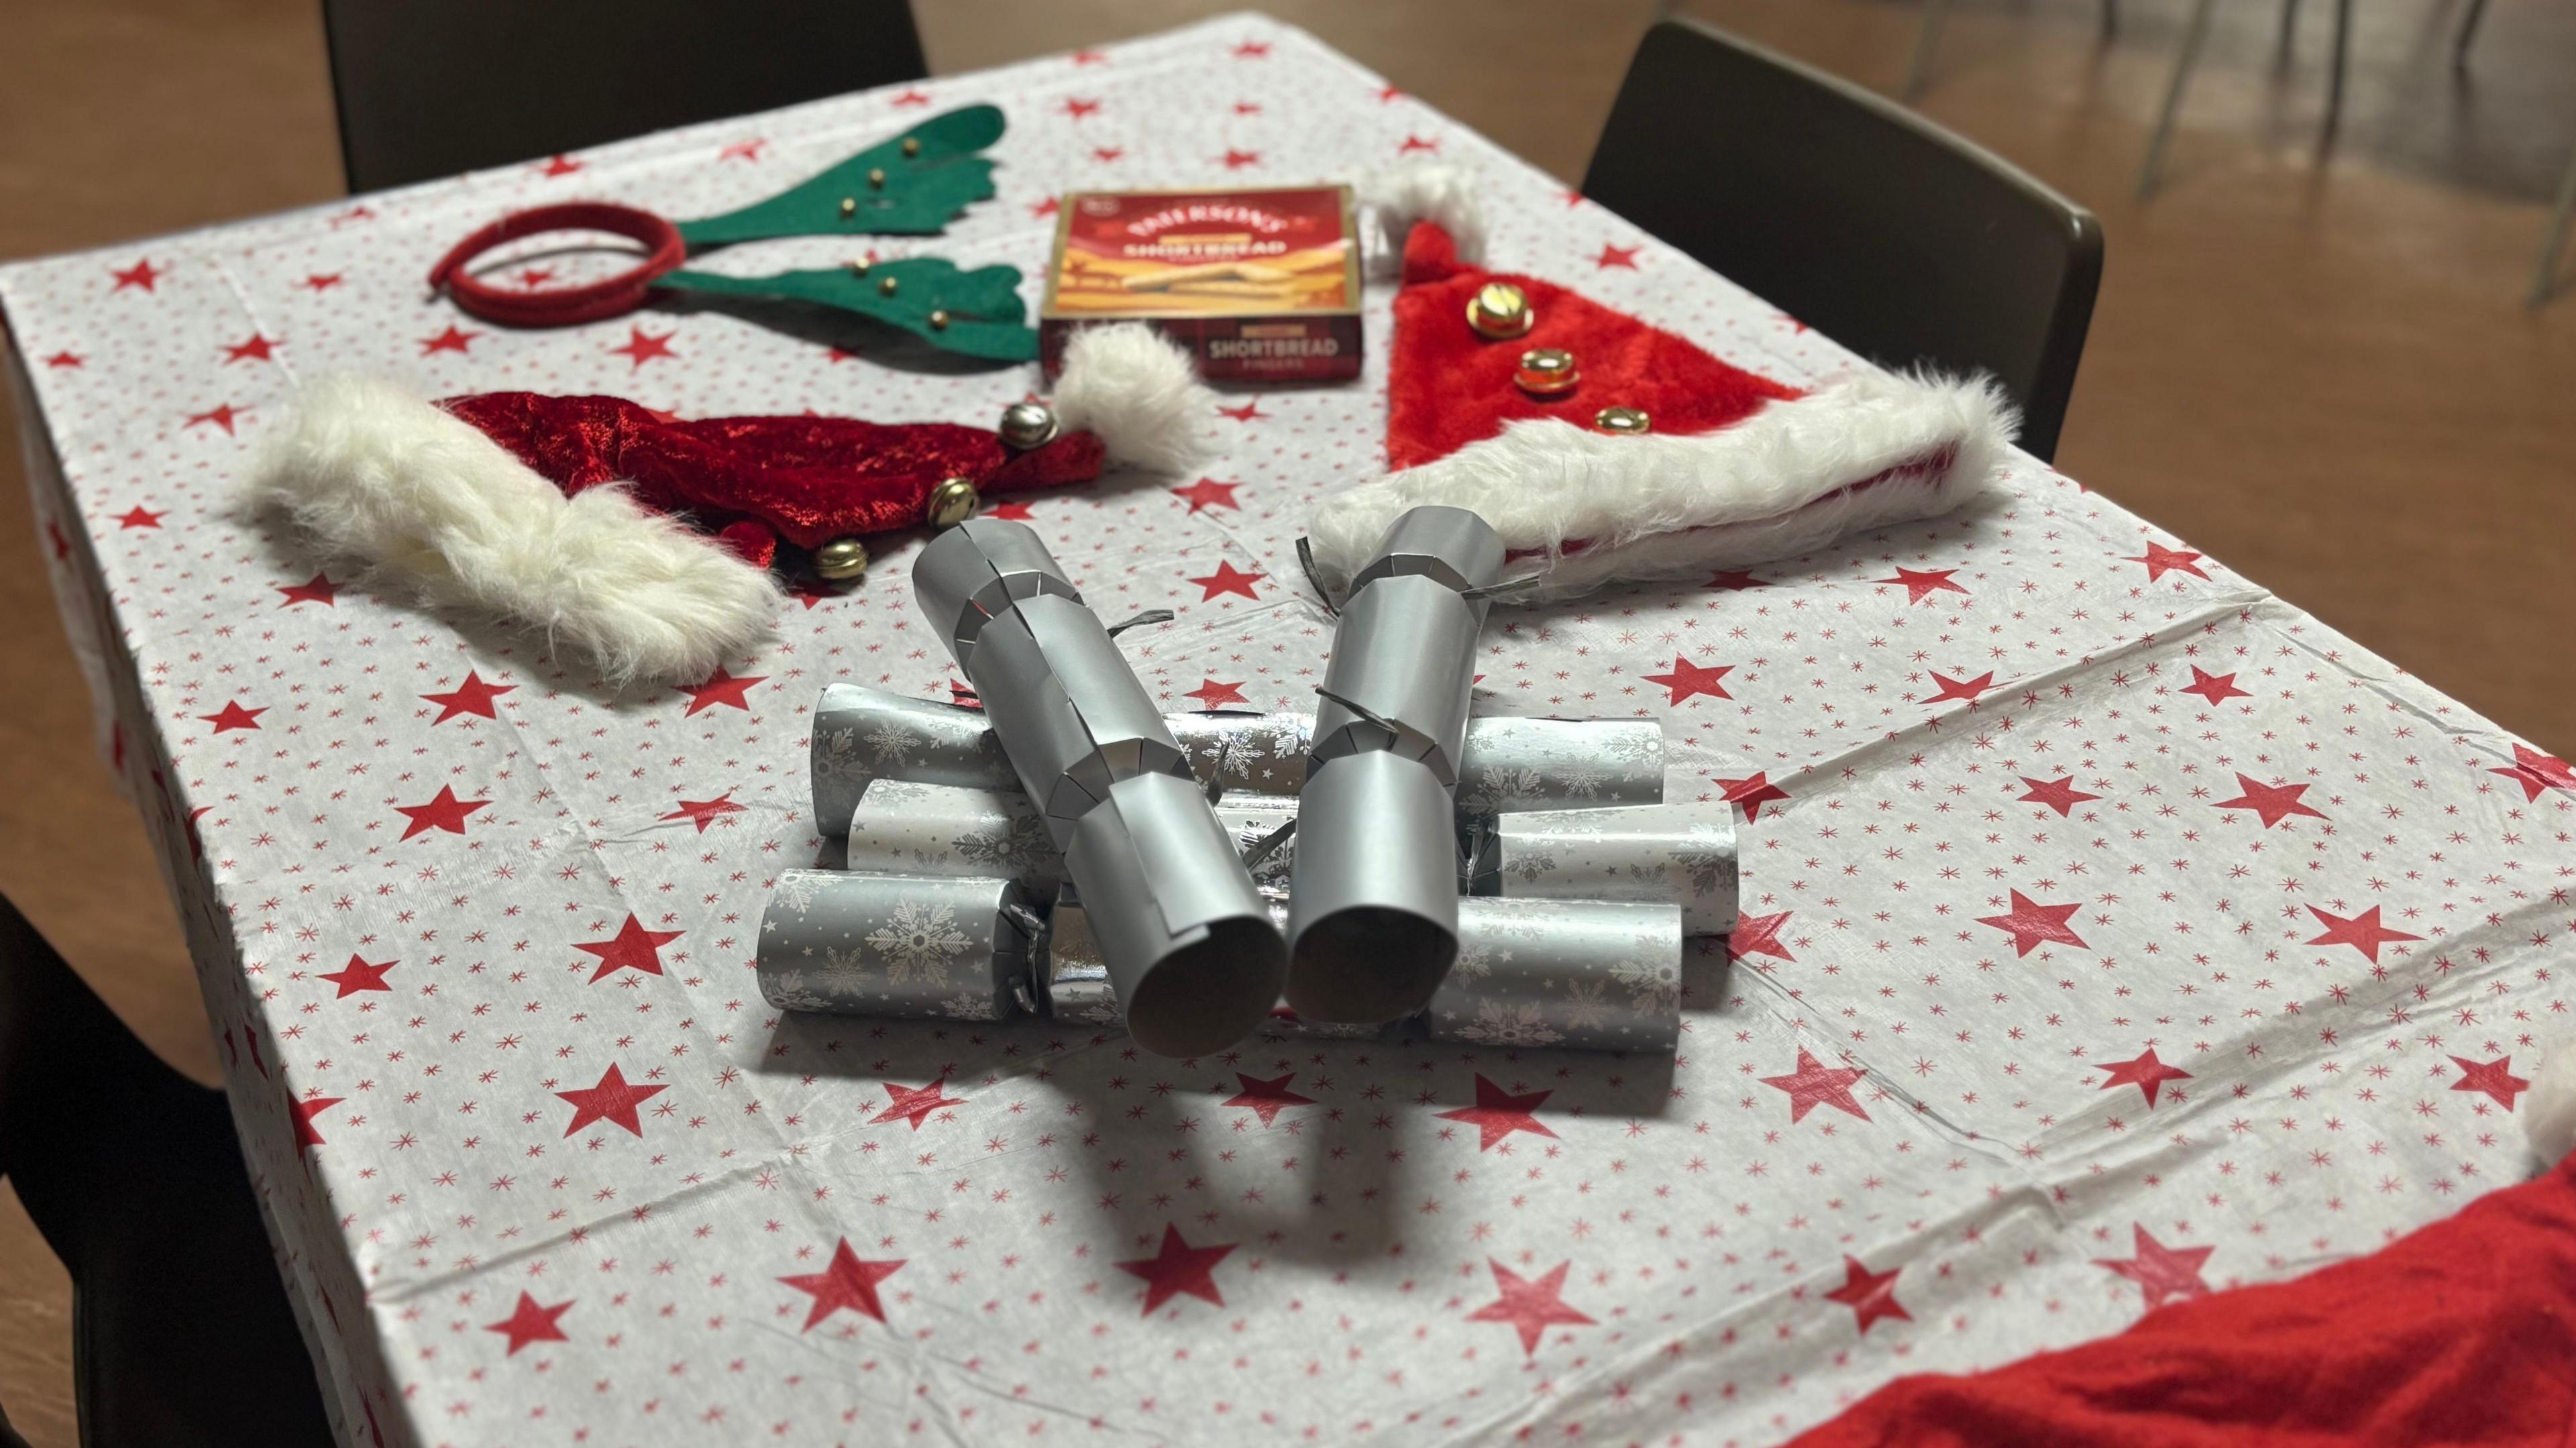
[2100, 0, 2118, 43]
[1904, 0, 1953, 101]
[2276, 0, 2302, 72]
[2454, 0, 2489, 67]
[2324, 0, 2352, 135]
[2138, 0, 2218, 198]
[2530, 140, 2576, 310]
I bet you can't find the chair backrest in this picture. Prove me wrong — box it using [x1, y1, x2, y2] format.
[323, 0, 929, 194]
[1581, 19, 2101, 462]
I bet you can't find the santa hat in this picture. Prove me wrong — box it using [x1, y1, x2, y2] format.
[246, 323, 1214, 686]
[1309, 166, 2017, 602]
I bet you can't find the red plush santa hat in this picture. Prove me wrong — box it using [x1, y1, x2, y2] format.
[1306, 166, 2017, 601]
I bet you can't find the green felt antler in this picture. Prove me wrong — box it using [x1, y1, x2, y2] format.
[655, 256, 1037, 361]
[676, 105, 1007, 247]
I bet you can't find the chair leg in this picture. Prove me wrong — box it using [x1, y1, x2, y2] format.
[2454, 0, 2489, 67]
[2276, 0, 2302, 72]
[2323, 0, 2352, 135]
[2530, 140, 2576, 310]
[2138, 0, 2218, 198]
[2100, 0, 2118, 43]
[1904, 0, 1953, 101]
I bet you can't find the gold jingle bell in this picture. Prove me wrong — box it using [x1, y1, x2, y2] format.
[1514, 347, 1579, 396]
[813, 536, 869, 581]
[1466, 281, 1534, 340]
[998, 400, 1061, 451]
[1594, 406, 1651, 435]
[926, 477, 980, 528]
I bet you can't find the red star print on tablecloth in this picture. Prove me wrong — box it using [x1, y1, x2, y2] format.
[184, 402, 245, 435]
[1825, 1256, 1910, 1334]
[221, 333, 276, 363]
[2017, 775, 2101, 816]
[535, 154, 584, 177]
[658, 794, 747, 832]
[110, 259, 162, 291]
[1184, 679, 1248, 708]
[2095, 1046, 2192, 1107]
[116, 506, 164, 529]
[1644, 656, 1733, 704]
[1727, 909, 1796, 962]
[717, 138, 766, 162]
[1876, 566, 1967, 604]
[1466, 1259, 1594, 1354]
[2128, 541, 2209, 582]
[421, 671, 513, 723]
[1595, 243, 1640, 269]
[782, 1239, 905, 1329]
[1117, 1224, 1237, 1314]
[2491, 743, 2576, 801]
[1762, 1049, 1870, 1124]
[1231, 39, 1271, 56]
[1222, 1072, 1314, 1126]
[2180, 665, 2251, 706]
[1436, 1075, 1558, 1151]
[871, 1078, 964, 1130]
[317, 955, 395, 998]
[1703, 569, 1767, 590]
[1219, 148, 1261, 168]
[607, 326, 676, 368]
[891, 89, 932, 107]
[484, 1293, 573, 1355]
[2450, 1055, 2531, 1110]
[1187, 559, 1265, 601]
[419, 325, 477, 355]
[1171, 477, 1242, 513]
[2303, 905, 2422, 960]
[2214, 773, 2326, 828]
[1716, 772, 1792, 821]
[678, 667, 763, 715]
[276, 572, 339, 606]
[199, 700, 264, 733]
[43, 351, 80, 368]
[572, 915, 682, 983]
[290, 1093, 345, 1150]
[1217, 400, 1266, 422]
[985, 499, 1036, 521]
[1977, 889, 2088, 956]
[2094, 1225, 2213, 1310]
[1920, 669, 1995, 704]
[555, 1062, 668, 1137]
[1062, 97, 1101, 118]
[393, 785, 488, 841]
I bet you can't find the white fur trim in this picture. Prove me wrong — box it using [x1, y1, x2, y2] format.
[1050, 323, 1218, 475]
[1306, 373, 2017, 601]
[2530, 1044, 2576, 1165]
[1357, 162, 1487, 267]
[244, 375, 780, 686]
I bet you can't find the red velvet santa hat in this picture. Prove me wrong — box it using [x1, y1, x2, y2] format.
[1306, 166, 2017, 601]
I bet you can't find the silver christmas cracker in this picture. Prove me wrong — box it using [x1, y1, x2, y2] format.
[1475, 804, 1740, 936]
[843, 779, 1066, 890]
[811, 682, 1015, 834]
[1286, 506, 1505, 1024]
[757, 870, 1036, 1021]
[912, 518, 1285, 1058]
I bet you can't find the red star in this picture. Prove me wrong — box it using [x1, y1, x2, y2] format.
[329, 203, 374, 227]
[2128, 541, 2208, 582]
[117, 506, 165, 529]
[290, 1093, 345, 1150]
[1977, 889, 2087, 956]
[1116, 1224, 1237, 1315]
[1219, 148, 1262, 168]
[1919, 669, 1995, 704]
[422, 671, 515, 723]
[2180, 665, 2250, 706]
[1435, 1074, 1558, 1152]
[781, 1239, 904, 1329]
[555, 1062, 668, 1137]
[1595, 243, 1641, 269]
[1231, 40, 1271, 56]
[573, 915, 682, 983]
[2303, 905, 2422, 961]
[1876, 566, 1968, 604]
[484, 1293, 573, 1355]
[43, 351, 81, 368]
[1762, 1048, 1870, 1124]
[659, 793, 747, 832]
[1379, 85, 1406, 102]
[518, 266, 557, 288]
[1703, 569, 1768, 591]
[718, 137, 766, 162]
[1232, 101, 1262, 115]
[1466, 1259, 1595, 1354]
[1092, 146, 1124, 163]
[2094, 1225, 2214, 1310]
[535, 154, 584, 176]
[2450, 1054, 2531, 1110]
[1026, 197, 1061, 219]
[184, 402, 246, 435]
[1399, 135, 1440, 153]
[419, 325, 478, 355]
[608, 326, 677, 368]
[110, 259, 162, 291]
[1644, 656, 1733, 705]
[1217, 400, 1266, 422]
[1062, 97, 1102, 118]
[221, 333, 278, 364]
[985, 500, 1036, 521]
[1222, 1072, 1314, 1126]
[1071, 47, 1109, 64]
[318, 954, 396, 998]
[1171, 477, 1242, 513]
[199, 700, 265, 733]
[871, 1078, 964, 1130]
[1824, 1256, 1910, 1334]
[2094, 1046, 2192, 1107]
[394, 785, 488, 841]
[1187, 560, 1265, 601]
[299, 272, 343, 291]
[2213, 774, 2326, 828]
[891, 89, 933, 107]
[1727, 909, 1796, 962]
[1715, 772, 1791, 821]
[1185, 678, 1248, 708]
[2491, 743, 2576, 801]
[2017, 775, 2101, 816]
[678, 667, 764, 715]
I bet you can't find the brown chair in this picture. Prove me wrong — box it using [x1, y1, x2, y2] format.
[323, 0, 929, 192]
[1582, 17, 2102, 463]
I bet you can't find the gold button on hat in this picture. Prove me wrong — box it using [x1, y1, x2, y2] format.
[814, 536, 869, 581]
[1466, 281, 1534, 339]
[1593, 406, 1651, 434]
[926, 477, 980, 528]
[1514, 347, 1579, 396]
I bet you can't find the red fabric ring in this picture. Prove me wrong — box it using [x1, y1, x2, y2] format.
[425, 203, 686, 328]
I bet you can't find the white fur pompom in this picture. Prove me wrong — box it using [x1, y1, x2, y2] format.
[2529, 1044, 2576, 1165]
[1051, 323, 1216, 475]
[244, 375, 780, 687]
[1358, 162, 1487, 267]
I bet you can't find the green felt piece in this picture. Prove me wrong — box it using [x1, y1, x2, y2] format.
[656, 257, 1037, 361]
[677, 105, 1008, 247]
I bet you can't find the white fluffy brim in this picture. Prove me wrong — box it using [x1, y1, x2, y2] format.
[1051, 322, 1219, 475]
[1305, 373, 2017, 602]
[244, 376, 780, 685]
[1358, 162, 1487, 269]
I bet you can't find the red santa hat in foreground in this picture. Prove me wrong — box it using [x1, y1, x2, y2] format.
[1305, 166, 2017, 602]
[246, 323, 1214, 686]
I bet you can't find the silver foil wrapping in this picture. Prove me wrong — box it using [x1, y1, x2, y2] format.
[757, 870, 1036, 1021]
[1286, 506, 1505, 1023]
[812, 683, 1014, 834]
[1479, 805, 1741, 936]
[912, 519, 1285, 1057]
[843, 779, 1065, 890]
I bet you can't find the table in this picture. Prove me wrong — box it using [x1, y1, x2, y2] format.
[5, 14, 2569, 1445]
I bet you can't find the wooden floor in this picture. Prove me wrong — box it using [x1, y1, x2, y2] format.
[0, 0, 2569, 1439]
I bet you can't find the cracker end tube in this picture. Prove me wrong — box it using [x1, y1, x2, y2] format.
[914, 519, 1285, 1056]
[1285, 505, 1504, 1023]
